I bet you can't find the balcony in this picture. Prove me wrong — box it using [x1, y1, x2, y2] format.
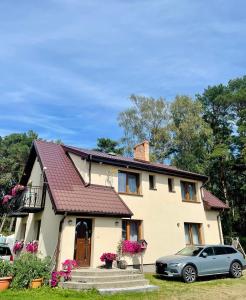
[6, 186, 45, 216]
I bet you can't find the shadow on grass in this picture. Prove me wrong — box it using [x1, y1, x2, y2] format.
[153, 273, 229, 283]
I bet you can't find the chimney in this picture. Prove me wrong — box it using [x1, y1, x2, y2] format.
[134, 140, 149, 162]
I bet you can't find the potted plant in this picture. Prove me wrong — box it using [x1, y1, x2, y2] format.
[12, 253, 51, 289]
[116, 240, 128, 269]
[100, 253, 117, 269]
[0, 260, 13, 291]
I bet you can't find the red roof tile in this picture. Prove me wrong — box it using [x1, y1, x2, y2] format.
[34, 140, 132, 217]
[202, 189, 229, 210]
[64, 146, 208, 181]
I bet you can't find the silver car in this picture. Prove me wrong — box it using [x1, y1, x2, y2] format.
[156, 245, 246, 283]
[0, 243, 13, 262]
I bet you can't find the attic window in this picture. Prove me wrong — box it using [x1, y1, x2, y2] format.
[149, 175, 156, 190]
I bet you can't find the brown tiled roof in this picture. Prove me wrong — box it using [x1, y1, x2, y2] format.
[64, 146, 208, 181]
[202, 189, 229, 210]
[32, 140, 132, 217]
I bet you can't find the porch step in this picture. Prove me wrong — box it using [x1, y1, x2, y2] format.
[60, 279, 149, 290]
[98, 285, 159, 294]
[71, 273, 145, 283]
[71, 268, 141, 277]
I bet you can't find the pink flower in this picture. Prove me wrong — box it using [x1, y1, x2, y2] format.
[26, 241, 38, 253]
[100, 253, 117, 262]
[13, 240, 24, 254]
[11, 184, 25, 196]
[122, 240, 143, 255]
[62, 259, 78, 272]
[2, 195, 12, 204]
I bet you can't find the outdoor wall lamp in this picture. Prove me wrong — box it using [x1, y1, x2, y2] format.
[68, 219, 73, 225]
[177, 222, 180, 227]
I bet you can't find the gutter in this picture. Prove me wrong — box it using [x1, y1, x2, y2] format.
[55, 212, 67, 270]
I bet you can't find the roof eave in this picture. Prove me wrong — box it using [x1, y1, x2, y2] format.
[63, 146, 208, 182]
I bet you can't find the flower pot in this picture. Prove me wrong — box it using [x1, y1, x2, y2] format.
[117, 260, 128, 269]
[30, 278, 43, 289]
[105, 260, 113, 269]
[0, 277, 12, 291]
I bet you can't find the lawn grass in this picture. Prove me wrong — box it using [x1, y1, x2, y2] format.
[0, 273, 245, 300]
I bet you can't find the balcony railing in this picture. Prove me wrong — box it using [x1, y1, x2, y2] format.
[5, 186, 45, 216]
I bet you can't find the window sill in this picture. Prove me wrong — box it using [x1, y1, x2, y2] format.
[182, 200, 201, 204]
[118, 192, 143, 197]
[149, 188, 157, 191]
[169, 191, 176, 193]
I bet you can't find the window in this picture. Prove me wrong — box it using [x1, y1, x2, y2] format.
[201, 247, 214, 256]
[122, 220, 142, 241]
[35, 220, 41, 241]
[213, 247, 226, 255]
[149, 175, 156, 190]
[224, 247, 237, 254]
[118, 171, 140, 194]
[181, 181, 197, 201]
[184, 223, 202, 245]
[168, 178, 175, 192]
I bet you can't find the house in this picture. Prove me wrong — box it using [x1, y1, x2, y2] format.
[13, 140, 228, 269]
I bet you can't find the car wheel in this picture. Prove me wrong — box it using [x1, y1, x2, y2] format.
[230, 261, 242, 278]
[182, 265, 197, 283]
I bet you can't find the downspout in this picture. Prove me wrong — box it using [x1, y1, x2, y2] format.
[217, 211, 224, 244]
[55, 212, 67, 270]
[85, 154, 92, 186]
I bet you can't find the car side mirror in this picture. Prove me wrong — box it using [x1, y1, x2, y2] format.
[202, 252, 208, 258]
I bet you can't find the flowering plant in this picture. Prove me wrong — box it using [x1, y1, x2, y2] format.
[62, 259, 78, 272]
[11, 184, 25, 196]
[122, 240, 143, 255]
[2, 194, 12, 204]
[100, 252, 117, 262]
[26, 240, 38, 253]
[50, 259, 77, 287]
[13, 240, 24, 254]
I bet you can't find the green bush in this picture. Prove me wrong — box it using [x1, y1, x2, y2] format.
[0, 260, 13, 277]
[11, 253, 52, 288]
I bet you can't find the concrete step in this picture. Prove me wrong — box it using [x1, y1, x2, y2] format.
[60, 279, 149, 290]
[98, 285, 160, 294]
[71, 268, 141, 277]
[71, 273, 145, 283]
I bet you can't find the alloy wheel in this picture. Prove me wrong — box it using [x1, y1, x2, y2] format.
[184, 266, 196, 283]
[231, 262, 242, 278]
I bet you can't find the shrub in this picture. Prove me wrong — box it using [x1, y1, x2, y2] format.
[0, 260, 13, 278]
[11, 253, 51, 288]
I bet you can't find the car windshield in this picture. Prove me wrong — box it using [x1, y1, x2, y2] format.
[176, 246, 203, 256]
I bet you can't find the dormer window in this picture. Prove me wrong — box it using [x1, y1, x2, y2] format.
[118, 171, 140, 195]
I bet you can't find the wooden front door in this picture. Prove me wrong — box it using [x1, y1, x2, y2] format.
[74, 219, 92, 267]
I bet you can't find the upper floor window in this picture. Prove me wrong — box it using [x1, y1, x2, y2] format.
[168, 178, 175, 192]
[181, 181, 197, 201]
[118, 171, 140, 194]
[149, 175, 156, 190]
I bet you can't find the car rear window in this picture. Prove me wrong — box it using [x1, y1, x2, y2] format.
[0, 246, 11, 256]
[213, 246, 226, 255]
[224, 247, 237, 254]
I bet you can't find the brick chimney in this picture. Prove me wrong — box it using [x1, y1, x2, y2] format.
[134, 140, 149, 162]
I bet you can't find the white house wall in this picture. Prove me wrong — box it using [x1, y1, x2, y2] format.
[69, 154, 223, 265]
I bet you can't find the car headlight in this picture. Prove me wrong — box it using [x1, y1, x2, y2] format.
[168, 263, 182, 267]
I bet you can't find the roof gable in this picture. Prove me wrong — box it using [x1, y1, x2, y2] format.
[22, 140, 132, 217]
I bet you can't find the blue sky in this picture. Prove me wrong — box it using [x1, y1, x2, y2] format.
[0, 0, 245, 148]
